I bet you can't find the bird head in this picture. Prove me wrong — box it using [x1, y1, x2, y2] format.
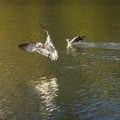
[66, 39, 70, 43]
[66, 39, 72, 48]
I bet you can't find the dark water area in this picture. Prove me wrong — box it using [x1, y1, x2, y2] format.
[0, 1, 120, 120]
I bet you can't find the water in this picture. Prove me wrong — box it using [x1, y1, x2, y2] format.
[0, 1, 120, 120]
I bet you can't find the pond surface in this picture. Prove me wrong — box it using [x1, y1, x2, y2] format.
[0, 1, 120, 120]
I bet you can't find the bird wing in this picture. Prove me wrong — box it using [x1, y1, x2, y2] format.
[18, 42, 49, 57]
[18, 42, 41, 52]
[40, 24, 58, 60]
[40, 24, 55, 48]
[18, 42, 58, 60]
[36, 47, 50, 57]
[48, 49, 58, 61]
[36, 44, 58, 60]
[71, 36, 85, 43]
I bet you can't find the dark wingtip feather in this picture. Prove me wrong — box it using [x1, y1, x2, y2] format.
[72, 36, 86, 43]
[78, 36, 86, 40]
[18, 43, 29, 51]
[39, 23, 45, 29]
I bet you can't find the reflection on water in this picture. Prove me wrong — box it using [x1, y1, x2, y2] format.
[66, 42, 86, 55]
[32, 76, 59, 119]
[66, 46, 83, 55]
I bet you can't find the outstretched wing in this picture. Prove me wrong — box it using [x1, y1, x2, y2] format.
[18, 42, 58, 60]
[36, 48, 50, 57]
[18, 42, 49, 57]
[71, 36, 85, 43]
[40, 24, 58, 60]
[40, 24, 55, 48]
[18, 42, 40, 52]
[48, 48, 58, 61]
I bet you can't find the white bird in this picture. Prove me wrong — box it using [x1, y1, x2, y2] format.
[18, 25, 58, 61]
[66, 36, 85, 48]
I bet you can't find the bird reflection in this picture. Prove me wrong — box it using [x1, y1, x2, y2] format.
[66, 45, 84, 55]
[33, 76, 59, 119]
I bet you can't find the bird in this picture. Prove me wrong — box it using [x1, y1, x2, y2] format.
[18, 24, 58, 61]
[66, 36, 85, 48]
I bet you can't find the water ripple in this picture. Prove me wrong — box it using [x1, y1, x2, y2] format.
[89, 53, 120, 61]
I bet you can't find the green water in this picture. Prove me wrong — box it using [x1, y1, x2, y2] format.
[0, 1, 120, 120]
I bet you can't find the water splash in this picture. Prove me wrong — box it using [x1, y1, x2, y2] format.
[78, 42, 120, 50]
